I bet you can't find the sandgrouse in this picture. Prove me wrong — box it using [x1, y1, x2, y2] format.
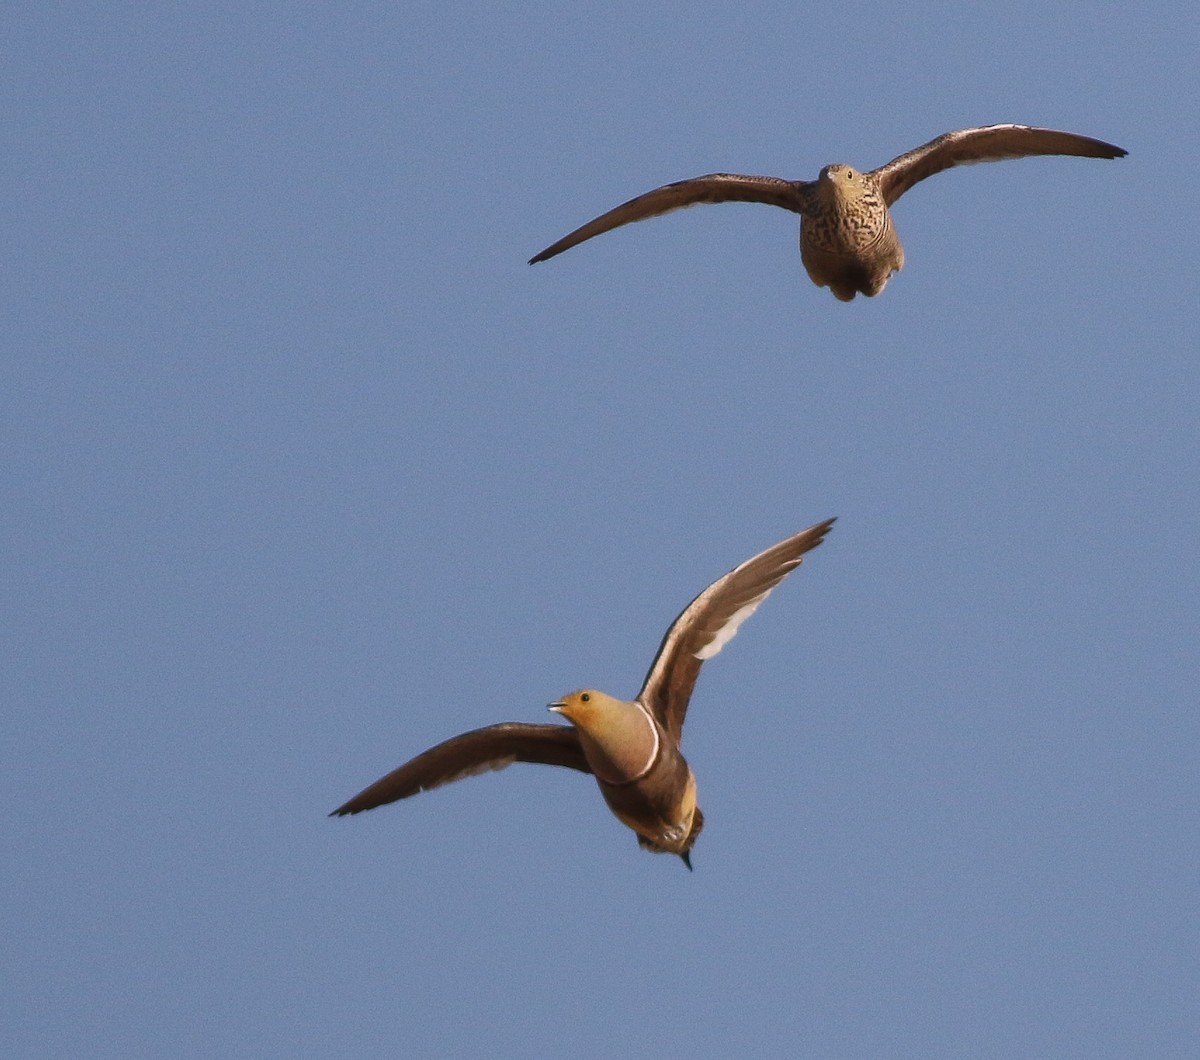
[529, 124, 1126, 300]
[331, 518, 835, 868]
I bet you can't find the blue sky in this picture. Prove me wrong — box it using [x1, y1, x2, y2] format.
[4, 2, 1196, 1056]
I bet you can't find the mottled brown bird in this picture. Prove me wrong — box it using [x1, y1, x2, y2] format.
[529, 124, 1126, 300]
[331, 518, 835, 868]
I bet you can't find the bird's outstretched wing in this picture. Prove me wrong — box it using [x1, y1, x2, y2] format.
[870, 124, 1127, 206]
[529, 174, 807, 264]
[330, 722, 590, 816]
[637, 518, 835, 740]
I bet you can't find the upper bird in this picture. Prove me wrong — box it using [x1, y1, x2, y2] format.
[331, 517, 835, 868]
[529, 124, 1126, 301]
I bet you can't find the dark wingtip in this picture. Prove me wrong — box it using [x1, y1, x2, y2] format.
[807, 515, 838, 548]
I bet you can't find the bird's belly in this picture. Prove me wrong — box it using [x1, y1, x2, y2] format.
[598, 768, 697, 853]
[800, 225, 904, 300]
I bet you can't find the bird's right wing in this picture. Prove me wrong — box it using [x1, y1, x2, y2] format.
[637, 518, 836, 740]
[529, 174, 808, 264]
[330, 722, 590, 816]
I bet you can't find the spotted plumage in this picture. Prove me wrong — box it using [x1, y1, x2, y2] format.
[529, 124, 1126, 300]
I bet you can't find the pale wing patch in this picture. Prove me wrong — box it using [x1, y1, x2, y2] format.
[426, 756, 516, 792]
[693, 590, 771, 660]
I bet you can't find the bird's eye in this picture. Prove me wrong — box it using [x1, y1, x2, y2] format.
[580, 693, 590, 702]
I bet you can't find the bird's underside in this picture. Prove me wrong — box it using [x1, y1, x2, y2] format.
[331, 521, 837, 867]
[638, 806, 705, 868]
[330, 719, 703, 865]
[529, 124, 1126, 299]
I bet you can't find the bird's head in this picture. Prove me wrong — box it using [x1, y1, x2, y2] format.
[548, 689, 622, 731]
[817, 163, 865, 200]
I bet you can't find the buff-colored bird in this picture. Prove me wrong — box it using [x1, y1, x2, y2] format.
[331, 518, 835, 868]
[529, 124, 1126, 300]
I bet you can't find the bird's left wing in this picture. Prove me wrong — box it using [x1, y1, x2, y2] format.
[330, 722, 590, 816]
[529, 173, 807, 264]
[870, 124, 1126, 206]
[637, 518, 835, 740]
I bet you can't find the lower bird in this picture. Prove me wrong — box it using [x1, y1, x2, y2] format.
[331, 517, 835, 868]
[529, 124, 1126, 301]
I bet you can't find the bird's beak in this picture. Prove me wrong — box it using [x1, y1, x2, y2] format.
[547, 701, 567, 715]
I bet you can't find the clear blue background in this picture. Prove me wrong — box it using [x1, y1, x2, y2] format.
[4, 3, 1195, 1057]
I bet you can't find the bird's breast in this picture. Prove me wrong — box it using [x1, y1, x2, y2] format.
[800, 202, 904, 299]
[596, 746, 697, 852]
[802, 196, 893, 256]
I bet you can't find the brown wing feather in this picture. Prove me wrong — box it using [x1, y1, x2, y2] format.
[529, 174, 807, 264]
[870, 124, 1127, 206]
[637, 518, 836, 740]
[330, 722, 590, 816]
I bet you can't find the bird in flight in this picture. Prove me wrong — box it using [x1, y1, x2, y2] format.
[331, 518, 835, 868]
[529, 124, 1126, 301]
